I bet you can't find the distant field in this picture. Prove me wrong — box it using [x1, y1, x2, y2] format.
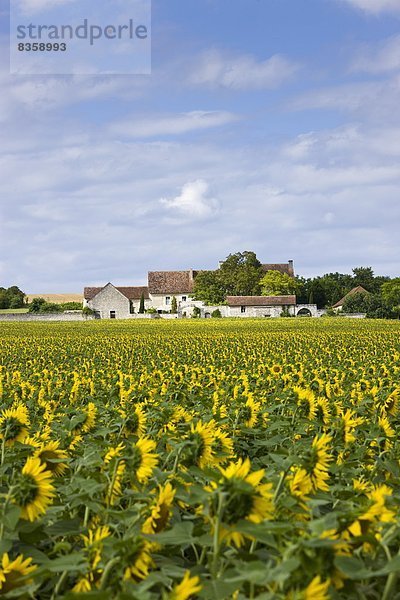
[26, 293, 82, 304]
[0, 308, 29, 314]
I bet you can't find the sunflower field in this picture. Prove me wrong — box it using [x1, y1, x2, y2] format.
[1, 318, 400, 599]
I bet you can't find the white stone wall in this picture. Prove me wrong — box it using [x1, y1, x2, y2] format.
[87, 284, 131, 319]
[228, 305, 295, 318]
[150, 294, 190, 312]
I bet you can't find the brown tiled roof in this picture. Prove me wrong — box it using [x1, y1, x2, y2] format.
[148, 271, 197, 294]
[84, 286, 149, 300]
[332, 286, 369, 308]
[261, 262, 295, 277]
[226, 295, 296, 306]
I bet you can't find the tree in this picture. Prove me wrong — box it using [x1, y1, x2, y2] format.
[352, 267, 375, 292]
[139, 292, 145, 314]
[381, 279, 400, 318]
[29, 298, 46, 313]
[6, 286, 26, 308]
[171, 296, 177, 314]
[260, 270, 298, 296]
[381, 278, 400, 308]
[218, 251, 263, 296]
[193, 270, 226, 305]
[193, 251, 264, 304]
[0, 289, 8, 309]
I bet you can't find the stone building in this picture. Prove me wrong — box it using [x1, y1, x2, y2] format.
[84, 284, 150, 319]
[83, 260, 314, 319]
[226, 295, 297, 317]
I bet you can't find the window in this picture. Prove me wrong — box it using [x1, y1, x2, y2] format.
[241, 306, 246, 313]
[110, 311, 116, 319]
[165, 296, 171, 305]
[182, 296, 187, 302]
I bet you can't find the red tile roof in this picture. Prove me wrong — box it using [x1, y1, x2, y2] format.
[84, 286, 149, 300]
[148, 271, 197, 294]
[261, 262, 295, 277]
[226, 295, 296, 306]
[332, 286, 369, 308]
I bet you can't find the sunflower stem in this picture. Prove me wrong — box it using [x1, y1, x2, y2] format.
[273, 469, 288, 503]
[198, 546, 207, 566]
[211, 491, 224, 578]
[1, 425, 9, 466]
[83, 505, 90, 528]
[51, 570, 68, 600]
[99, 557, 119, 590]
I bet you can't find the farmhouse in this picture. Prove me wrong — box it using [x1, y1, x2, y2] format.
[226, 295, 296, 318]
[332, 285, 369, 312]
[84, 260, 319, 318]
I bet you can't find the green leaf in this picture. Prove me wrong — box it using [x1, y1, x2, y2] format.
[41, 552, 87, 572]
[46, 518, 82, 537]
[148, 521, 194, 545]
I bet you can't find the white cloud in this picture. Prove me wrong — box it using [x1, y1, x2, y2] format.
[189, 50, 299, 90]
[160, 180, 219, 219]
[338, 0, 400, 14]
[290, 75, 400, 123]
[352, 35, 400, 73]
[16, 0, 78, 15]
[110, 111, 238, 138]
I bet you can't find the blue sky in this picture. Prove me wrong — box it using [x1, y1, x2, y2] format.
[1, 0, 400, 292]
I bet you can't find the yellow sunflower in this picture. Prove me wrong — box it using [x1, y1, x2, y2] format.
[346, 484, 396, 544]
[81, 402, 97, 433]
[288, 467, 313, 503]
[293, 387, 317, 420]
[0, 405, 29, 445]
[0, 553, 37, 594]
[183, 421, 216, 469]
[142, 481, 176, 535]
[236, 395, 261, 428]
[131, 437, 159, 484]
[337, 409, 364, 444]
[169, 570, 202, 600]
[209, 458, 274, 547]
[123, 539, 153, 581]
[302, 576, 330, 600]
[13, 457, 55, 521]
[211, 428, 234, 465]
[120, 405, 147, 437]
[104, 443, 126, 506]
[303, 434, 332, 492]
[33, 440, 68, 477]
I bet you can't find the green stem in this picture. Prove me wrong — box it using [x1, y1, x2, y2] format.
[99, 557, 119, 590]
[273, 469, 288, 503]
[51, 570, 68, 600]
[83, 505, 90, 529]
[211, 491, 224, 578]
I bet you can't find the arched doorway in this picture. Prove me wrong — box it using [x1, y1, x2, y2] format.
[297, 308, 312, 317]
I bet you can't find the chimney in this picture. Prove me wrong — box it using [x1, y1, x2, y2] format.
[288, 260, 294, 277]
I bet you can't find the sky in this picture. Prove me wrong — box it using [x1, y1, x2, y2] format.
[1, 0, 400, 292]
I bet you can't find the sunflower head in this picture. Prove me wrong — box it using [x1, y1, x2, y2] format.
[0, 553, 37, 595]
[127, 437, 158, 484]
[142, 482, 176, 535]
[169, 570, 202, 600]
[33, 440, 69, 477]
[182, 421, 216, 469]
[13, 457, 55, 521]
[0, 405, 30, 445]
[123, 538, 153, 582]
[208, 458, 274, 547]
